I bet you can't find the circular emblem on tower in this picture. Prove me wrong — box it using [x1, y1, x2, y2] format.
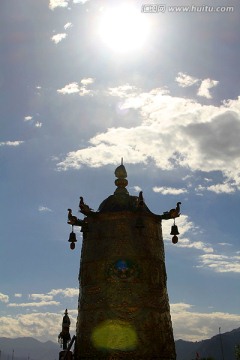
[107, 259, 139, 281]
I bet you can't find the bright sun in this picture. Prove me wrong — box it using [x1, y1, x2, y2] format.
[97, 5, 150, 53]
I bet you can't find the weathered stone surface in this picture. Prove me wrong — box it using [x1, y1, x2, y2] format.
[75, 209, 176, 359]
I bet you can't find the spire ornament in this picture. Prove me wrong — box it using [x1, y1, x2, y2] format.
[114, 160, 129, 195]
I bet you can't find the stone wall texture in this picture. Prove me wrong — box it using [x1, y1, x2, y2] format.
[74, 209, 176, 360]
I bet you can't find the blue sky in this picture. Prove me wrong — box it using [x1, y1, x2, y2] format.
[0, 0, 240, 344]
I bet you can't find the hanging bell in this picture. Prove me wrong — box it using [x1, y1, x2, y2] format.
[170, 224, 179, 236]
[68, 231, 77, 242]
[68, 231, 77, 250]
[172, 235, 178, 244]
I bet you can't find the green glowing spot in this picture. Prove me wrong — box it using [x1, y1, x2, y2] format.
[91, 319, 138, 351]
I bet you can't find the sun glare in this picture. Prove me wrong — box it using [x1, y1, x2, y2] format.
[98, 5, 150, 53]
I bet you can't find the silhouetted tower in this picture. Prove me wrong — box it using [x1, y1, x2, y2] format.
[67, 163, 181, 359]
[58, 309, 72, 360]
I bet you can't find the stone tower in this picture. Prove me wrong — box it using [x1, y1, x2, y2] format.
[69, 163, 178, 360]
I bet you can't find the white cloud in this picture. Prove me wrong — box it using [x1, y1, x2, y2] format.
[175, 73, 219, 99]
[0, 141, 24, 147]
[132, 185, 142, 193]
[0, 311, 75, 341]
[51, 33, 67, 44]
[24, 116, 42, 128]
[175, 72, 199, 87]
[73, 0, 89, 3]
[56, 92, 209, 170]
[57, 82, 79, 94]
[14, 294, 22, 298]
[107, 84, 138, 98]
[162, 214, 238, 272]
[38, 206, 52, 212]
[0, 289, 78, 341]
[35, 121, 42, 128]
[8, 301, 60, 308]
[56, 84, 240, 190]
[153, 186, 187, 195]
[171, 303, 240, 341]
[197, 182, 236, 194]
[181, 111, 240, 175]
[57, 136, 148, 170]
[79, 87, 93, 96]
[177, 238, 214, 253]
[57, 81, 94, 96]
[64, 22, 72, 30]
[224, 96, 240, 110]
[198, 253, 240, 273]
[49, 0, 69, 10]
[162, 215, 214, 253]
[0, 304, 238, 342]
[48, 288, 79, 297]
[206, 183, 235, 194]
[29, 294, 54, 301]
[5, 288, 78, 309]
[24, 116, 32, 121]
[197, 78, 219, 99]
[81, 77, 94, 86]
[0, 293, 9, 303]
[119, 89, 169, 111]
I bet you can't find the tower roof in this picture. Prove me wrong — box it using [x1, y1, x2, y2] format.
[98, 162, 153, 214]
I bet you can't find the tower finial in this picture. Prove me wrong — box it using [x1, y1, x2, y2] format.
[114, 161, 128, 195]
